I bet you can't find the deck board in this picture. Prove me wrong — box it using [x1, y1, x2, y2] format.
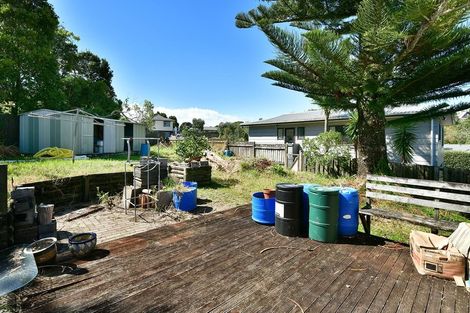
[17, 205, 470, 313]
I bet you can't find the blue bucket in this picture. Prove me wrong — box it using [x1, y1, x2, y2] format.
[173, 182, 197, 212]
[140, 143, 150, 156]
[251, 192, 275, 225]
[338, 187, 359, 237]
[223, 150, 233, 157]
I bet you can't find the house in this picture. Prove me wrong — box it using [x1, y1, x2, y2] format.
[203, 126, 219, 138]
[152, 114, 174, 139]
[242, 107, 454, 166]
[19, 109, 146, 155]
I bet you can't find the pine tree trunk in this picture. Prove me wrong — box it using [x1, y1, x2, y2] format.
[356, 106, 388, 176]
[324, 109, 330, 132]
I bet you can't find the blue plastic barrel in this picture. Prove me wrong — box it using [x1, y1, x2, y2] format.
[302, 184, 320, 235]
[140, 143, 150, 156]
[173, 182, 197, 212]
[223, 150, 233, 157]
[338, 187, 359, 237]
[251, 192, 275, 225]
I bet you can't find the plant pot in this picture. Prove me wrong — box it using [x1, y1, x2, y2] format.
[27, 237, 57, 265]
[263, 189, 275, 199]
[68, 232, 97, 258]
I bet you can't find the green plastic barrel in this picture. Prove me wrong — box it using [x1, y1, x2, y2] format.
[308, 186, 340, 243]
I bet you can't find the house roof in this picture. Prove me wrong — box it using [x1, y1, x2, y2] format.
[241, 106, 427, 126]
[22, 109, 142, 125]
[203, 126, 218, 132]
[153, 114, 173, 122]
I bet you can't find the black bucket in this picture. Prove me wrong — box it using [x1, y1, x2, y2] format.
[275, 183, 303, 237]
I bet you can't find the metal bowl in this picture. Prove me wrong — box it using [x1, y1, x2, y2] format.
[68, 232, 97, 258]
[26, 237, 57, 265]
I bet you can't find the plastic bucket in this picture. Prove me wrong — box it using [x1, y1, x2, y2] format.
[173, 182, 197, 212]
[252, 192, 275, 225]
[140, 143, 150, 156]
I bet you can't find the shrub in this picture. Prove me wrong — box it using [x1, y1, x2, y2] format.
[444, 151, 470, 170]
[175, 128, 210, 161]
[270, 163, 288, 176]
[303, 131, 351, 168]
[240, 158, 273, 172]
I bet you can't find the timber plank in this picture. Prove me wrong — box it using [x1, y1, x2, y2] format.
[39, 216, 261, 312]
[299, 246, 383, 313]
[349, 249, 402, 313]
[320, 247, 389, 313]
[239, 242, 358, 313]
[129, 227, 290, 312]
[334, 247, 392, 313]
[426, 277, 445, 313]
[367, 175, 470, 192]
[18, 205, 468, 313]
[359, 208, 458, 232]
[366, 183, 470, 203]
[22, 207, 256, 312]
[380, 252, 416, 313]
[455, 285, 469, 313]
[411, 275, 433, 313]
[103, 236, 307, 313]
[195, 237, 312, 313]
[364, 248, 409, 313]
[366, 191, 470, 214]
[440, 280, 457, 313]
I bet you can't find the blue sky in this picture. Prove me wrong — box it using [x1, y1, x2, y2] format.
[49, 0, 316, 125]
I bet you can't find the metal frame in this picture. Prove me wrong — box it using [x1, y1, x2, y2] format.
[122, 137, 161, 222]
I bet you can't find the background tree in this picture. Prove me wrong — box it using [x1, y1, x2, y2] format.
[236, 0, 470, 175]
[192, 118, 205, 131]
[0, 0, 121, 117]
[303, 131, 351, 169]
[0, 0, 63, 114]
[218, 121, 248, 143]
[122, 99, 155, 131]
[445, 118, 470, 144]
[180, 122, 193, 132]
[168, 115, 179, 130]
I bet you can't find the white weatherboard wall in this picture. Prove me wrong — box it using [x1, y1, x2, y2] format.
[104, 120, 116, 153]
[247, 119, 442, 166]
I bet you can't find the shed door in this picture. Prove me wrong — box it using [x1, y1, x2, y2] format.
[103, 120, 116, 153]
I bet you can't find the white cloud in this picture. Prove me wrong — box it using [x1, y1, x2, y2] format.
[154, 106, 243, 126]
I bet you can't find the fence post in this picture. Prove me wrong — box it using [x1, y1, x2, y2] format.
[0, 165, 7, 214]
[252, 142, 256, 158]
[284, 144, 288, 169]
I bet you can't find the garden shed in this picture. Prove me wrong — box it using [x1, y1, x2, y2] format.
[19, 109, 146, 155]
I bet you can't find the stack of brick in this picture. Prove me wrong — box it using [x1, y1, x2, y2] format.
[11, 187, 38, 244]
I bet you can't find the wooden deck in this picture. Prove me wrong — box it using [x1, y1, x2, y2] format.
[18, 205, 470, 313]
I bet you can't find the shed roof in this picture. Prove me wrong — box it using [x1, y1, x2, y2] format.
[22, 109, 143, 125]
[241, 106, 426, 126]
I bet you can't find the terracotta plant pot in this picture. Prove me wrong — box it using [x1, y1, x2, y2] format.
[263, 189, 275, 199]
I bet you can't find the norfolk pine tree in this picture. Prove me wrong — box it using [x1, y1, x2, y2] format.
[236, 0, 470, 175]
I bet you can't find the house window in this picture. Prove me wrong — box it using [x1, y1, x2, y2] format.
[163, 121, 171, 127]
[329, 125, 345, 135]
[297, 127, 305, 139]
[277, 128, 284, 140]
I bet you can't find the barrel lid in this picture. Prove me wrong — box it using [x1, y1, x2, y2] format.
[276, 183, 303, 191]
[302, 183, 320, 190]
[339, 187, 358, 194]
[308, 186, 340, 194]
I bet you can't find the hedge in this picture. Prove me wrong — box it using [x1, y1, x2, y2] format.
[444, 151, 470, 171]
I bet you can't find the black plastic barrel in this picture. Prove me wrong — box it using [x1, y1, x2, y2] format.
[275, 183, 303, 237]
